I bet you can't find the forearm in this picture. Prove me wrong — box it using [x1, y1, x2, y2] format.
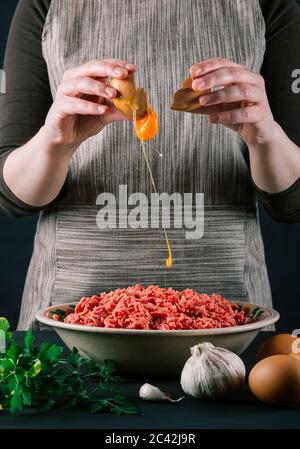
[248, 122, 300, 194]
[3, 126, 75, 207]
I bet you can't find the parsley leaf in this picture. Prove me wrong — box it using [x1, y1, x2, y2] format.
[0, 320, 138, 416]
[24, 330, 35, 354]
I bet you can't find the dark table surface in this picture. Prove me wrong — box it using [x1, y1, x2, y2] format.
[0, 331, 299, 429]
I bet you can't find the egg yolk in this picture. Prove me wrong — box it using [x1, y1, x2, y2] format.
[165, 239, 173, 269]
[134, 107, 158, 141]
[132, 104, 172, 269]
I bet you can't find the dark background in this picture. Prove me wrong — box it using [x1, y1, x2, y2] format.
[0, 0, 300, 330]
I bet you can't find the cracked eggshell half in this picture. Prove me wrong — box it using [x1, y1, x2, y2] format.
[110, 73, 148, 120]
[171, 77, 211, 112]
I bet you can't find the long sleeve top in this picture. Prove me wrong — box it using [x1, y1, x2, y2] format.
[1, 0, 300, 222]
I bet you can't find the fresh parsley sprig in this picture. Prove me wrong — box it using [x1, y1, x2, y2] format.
[0, 318, 138, 416]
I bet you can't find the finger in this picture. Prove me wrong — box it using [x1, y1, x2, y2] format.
[103, 58, 137, 72]
[199, 84, 262, 106]
[209, 105, 264, 125]
[102, 107, 129, 125]
[190, 58, 245, 78]
[58, 96, 109, 116]
[59, 77, 117, 99]
[63, 59, 136, 81]
[192, 67, 264, 92]
[192, 102, 241, 115]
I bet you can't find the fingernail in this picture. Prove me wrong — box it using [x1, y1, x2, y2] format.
[199, 95, 210, 105]
[190, 67, 201, 77]
[97, 105, 107, 113]
[195, 78, 206, 88]
[125, 63, 135, 70]
[105, 87, 116, 97]
[113, 67, 126, 76]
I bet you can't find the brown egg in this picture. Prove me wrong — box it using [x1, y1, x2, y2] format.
[110, 73, 148, 120]
[171, 77, 211, 112]
[257, 333, 298, 361]
[249, 355, 300, 406]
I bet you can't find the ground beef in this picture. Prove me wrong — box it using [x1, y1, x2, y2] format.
[64, 285, 250, 330]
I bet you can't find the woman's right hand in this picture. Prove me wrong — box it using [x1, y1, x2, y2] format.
[43, 59, 137, 154]
[3, 59, 137, 207]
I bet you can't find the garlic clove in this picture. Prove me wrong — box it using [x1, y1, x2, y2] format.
[139, 383, 184, 403]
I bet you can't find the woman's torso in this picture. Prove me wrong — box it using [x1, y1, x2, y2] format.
[18, 0, 272, 329]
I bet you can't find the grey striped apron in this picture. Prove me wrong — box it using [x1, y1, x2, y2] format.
[18, 0, 272, 330]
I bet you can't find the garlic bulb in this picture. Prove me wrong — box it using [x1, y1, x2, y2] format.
[180, 342, 245, 399]
[139, 383, 183, 403]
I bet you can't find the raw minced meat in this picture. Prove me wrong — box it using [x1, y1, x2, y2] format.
[64, 285, 250, 330]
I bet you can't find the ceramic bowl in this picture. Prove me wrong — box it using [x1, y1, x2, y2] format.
[36, 301, 279, 376]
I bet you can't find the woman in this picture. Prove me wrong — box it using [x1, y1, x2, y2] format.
[0, 0, 300, 329]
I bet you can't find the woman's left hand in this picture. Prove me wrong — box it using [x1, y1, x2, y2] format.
[189, 58, 277, 146]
